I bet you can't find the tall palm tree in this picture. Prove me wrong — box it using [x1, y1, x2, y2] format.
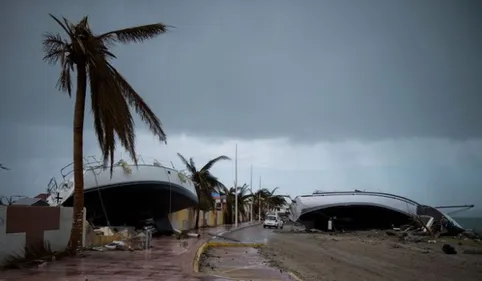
[177, 153, 230, 229]
[43, 15, 168, 254]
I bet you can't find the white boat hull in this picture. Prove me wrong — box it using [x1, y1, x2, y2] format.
[290, 191, 464, 232]
[46, 159, 198, 229]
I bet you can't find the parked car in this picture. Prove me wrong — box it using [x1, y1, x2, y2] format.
[263, 214, 283, 229]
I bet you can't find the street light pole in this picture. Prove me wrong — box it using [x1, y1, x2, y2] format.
[250, 164, 253, 223]
[258, 176, 261, 222]
[234, 143, 238, 228]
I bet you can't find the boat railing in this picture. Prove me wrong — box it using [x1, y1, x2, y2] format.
[60, 156, 104, 180]
[435, 204, 475, 216]
[304, 191, 420, 207]
[48, 155, 181, 195]
[59, 155, 176, 181]
[46, 177, 59, 194]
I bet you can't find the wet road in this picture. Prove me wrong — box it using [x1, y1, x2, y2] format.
[213, 222, 277, 243]
[200, 223, 299, 281]
[0, 224, 251, 281]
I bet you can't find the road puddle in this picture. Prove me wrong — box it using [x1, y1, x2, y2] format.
[200, 247, 296, 281]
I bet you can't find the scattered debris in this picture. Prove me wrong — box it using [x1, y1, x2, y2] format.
[188, 232, 201, 238]
[1, 241, 67, 270]
[462, 248, 482, 255]
[104, 240, 125, 250]
[87, 224, 154, 252]
[174, 229, 199, 240]
[385, 230, 397, 236]
[442, 244, 457, 255]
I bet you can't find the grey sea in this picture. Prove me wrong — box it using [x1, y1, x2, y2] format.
[454, 217, 482, 232]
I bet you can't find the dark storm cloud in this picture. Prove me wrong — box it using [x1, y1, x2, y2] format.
[0, 0, 481, 144]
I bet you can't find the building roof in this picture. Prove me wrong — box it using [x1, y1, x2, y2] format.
[35, 193, 50, 201]
[11, 197, 48, 206]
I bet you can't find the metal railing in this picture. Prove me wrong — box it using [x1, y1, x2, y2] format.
[46, 155, 182, 196]
[302, 190, 420, 207]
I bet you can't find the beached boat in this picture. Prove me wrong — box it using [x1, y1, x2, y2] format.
[45, 156, 198, 232]
[290, 190, 467, 234]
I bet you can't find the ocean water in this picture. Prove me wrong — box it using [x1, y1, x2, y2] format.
[453, 217, 482, 231]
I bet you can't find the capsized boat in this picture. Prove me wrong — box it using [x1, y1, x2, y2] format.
[290, 190, 468, 234]
[45, 156, 198, 233]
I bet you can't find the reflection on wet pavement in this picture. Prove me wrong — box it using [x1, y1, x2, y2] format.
[0, 223, 270, 281]
[217, 223, 275, 243]
[200, 247, 295, 281]
[201, 225, 299, 280]
[1, 225, 238, 281]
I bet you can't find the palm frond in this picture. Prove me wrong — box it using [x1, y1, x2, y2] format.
[87, 54, 138, 175]
[49, 14, 74, 38]
[200, 155, 231, 172]
[189, 158, 197, 171]
[106, 64, 166, 144]
[42, 33, 69, 65]
[269, 187, 279, 195]
[97, 23, 170, 44]
[177, 153, 197, 174]
[58, 60, 73, 96]
[203, 172, 225, 189]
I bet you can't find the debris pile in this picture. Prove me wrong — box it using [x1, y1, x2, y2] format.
[89, 225, 153, 252]
[87, 223, 202, 252]
[286, 216, 482, 256]
[172, 228, 201, 240]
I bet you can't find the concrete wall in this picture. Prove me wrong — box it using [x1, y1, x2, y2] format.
[0, 206, 85, 265]
[170, 207, 225, 231]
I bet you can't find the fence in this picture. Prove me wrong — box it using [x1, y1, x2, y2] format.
[0, 206, 85, 265]
[170, 208, 225, 231]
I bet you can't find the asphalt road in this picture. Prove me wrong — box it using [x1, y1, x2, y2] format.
[217, 222, 278, 243]
[200, 223, 296, 281]
[204, 224, 482, 281]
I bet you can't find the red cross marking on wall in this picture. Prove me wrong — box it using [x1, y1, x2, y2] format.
[6, 206, 61, 252]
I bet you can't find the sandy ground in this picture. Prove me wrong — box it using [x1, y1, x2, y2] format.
[259, 227, 482, 281]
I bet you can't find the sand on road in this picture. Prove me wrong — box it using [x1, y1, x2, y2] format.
[259, 231, 482, 281]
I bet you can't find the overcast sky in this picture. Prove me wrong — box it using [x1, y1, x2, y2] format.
[1, 0, 481, 216]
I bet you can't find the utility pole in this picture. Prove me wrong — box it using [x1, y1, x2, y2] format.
[250, 164, 253, 223]
[258, 176, 262, 222]
[234, 143, 238, 228]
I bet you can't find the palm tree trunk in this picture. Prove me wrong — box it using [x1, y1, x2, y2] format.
[67, 63, 87, 255]
[194, 207, 200, 229]
[194, 187, 200, 229]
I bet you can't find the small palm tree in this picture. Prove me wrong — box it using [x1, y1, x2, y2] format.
[43, 15, 168, 254]
[263, 187, 287, 210]
[253, 187, 286, 219]
[218, 184, 252, 224]
[177, 153, 230, 229]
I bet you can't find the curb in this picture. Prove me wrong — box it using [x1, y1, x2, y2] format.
[193, 240, 304, 280]
[193, 222, 261, 274]
[213, 221, 262, 237]
[193, 241, 264, 273]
